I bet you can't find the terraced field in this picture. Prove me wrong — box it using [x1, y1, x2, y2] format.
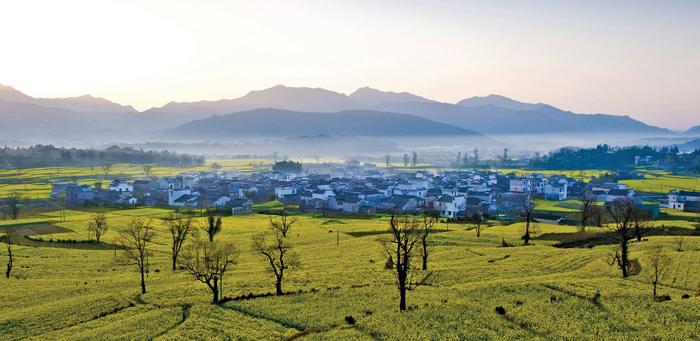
[1, 208, 699, 340]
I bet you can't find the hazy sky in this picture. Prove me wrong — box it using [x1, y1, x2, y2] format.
[1, 0, 698, 129]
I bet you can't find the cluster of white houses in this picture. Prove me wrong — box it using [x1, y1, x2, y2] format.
[49, 162, 699, 217]
[663, 190, 700, 212]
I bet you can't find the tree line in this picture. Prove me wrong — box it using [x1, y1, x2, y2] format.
[530, 144, 700, 172]
[0, 145, 204, 170]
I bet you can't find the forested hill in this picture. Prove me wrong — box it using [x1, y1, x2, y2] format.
[0, 145, 204, 169]
[530, 145, 700, 172]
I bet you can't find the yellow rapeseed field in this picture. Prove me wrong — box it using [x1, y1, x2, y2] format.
[1, 207, 699, 340]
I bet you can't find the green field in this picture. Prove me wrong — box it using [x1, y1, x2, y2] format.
[1, 208, 699, 340]
[621, 171, 700, 193]
[0, 160, 274, 200]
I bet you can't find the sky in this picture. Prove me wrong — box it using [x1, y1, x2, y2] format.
[1, 0, 698, 130]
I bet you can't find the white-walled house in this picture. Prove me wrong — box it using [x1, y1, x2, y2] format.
[168, 189, 191, 206]
[214, 196, 232, 207]
[667, 190, 700, 211]
[435, 195, 466, 218]
[312, 189, 335, 201]
[275, 187, 297, 199]
[544, 183, 568, 200]
[109, 180, 133, 193]
[509, 178, 532, 193]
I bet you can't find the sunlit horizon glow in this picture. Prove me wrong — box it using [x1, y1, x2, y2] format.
[1, 0, 698, 130]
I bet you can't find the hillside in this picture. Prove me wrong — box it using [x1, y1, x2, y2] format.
[168, 108, 479, 138]
[685, 125, 700, 136]
[373, 102, 670, 134]
[141, 85, 363, 127]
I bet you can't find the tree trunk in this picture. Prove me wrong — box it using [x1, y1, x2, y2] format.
[621, 240, 629, 278]
[523, 218, 531, 246]
[399, 286, 407, 311]
[172, 256, 177, 271]
[6, 243, 12, 279]
[422, 253, 428, 271]
[652, 280, 657, 297]
[212, 281, 219, 304]
[275, 276, 283, 295]
[635, 226, 642, 242]
[476, 227, 481, 238]
[140, 267, 147, 294]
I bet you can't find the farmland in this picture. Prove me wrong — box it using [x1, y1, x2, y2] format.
[0, 160, 272, 200]
[1, 207, 699, 340]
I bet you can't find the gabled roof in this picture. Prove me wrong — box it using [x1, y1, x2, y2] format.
[438, 195, 454, 203]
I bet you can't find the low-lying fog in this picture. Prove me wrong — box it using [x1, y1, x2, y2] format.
[4, 132, 694, 164]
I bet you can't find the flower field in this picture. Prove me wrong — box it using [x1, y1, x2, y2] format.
[1, 208, 699, 340]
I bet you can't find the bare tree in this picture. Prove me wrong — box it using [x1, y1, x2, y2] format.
[674, 236, 685, 252]
[5, 193, 23, 220]
[467, 209, 486, 238]
[607, 197, 636, 278]
[590, 205, 607, 227]
[203, 214, 222, 242]
[165, 213, 193, 271]
[252, 223, 300, 295]
[403, 153, 409, 167]
[631, 205, 652, 242]
[419, 214, 437, 271]
[269, 209, 298, 238]
[579, 191, 595, 229]
[4, 232, 14, 279]
[101, 163, 113, 178]
[646, 247, 671, 298]
[87, 213, 108, 243]
[142, 165, 153, 179]
[520, 193, 535, 245]
[181, 238, 239, 304]
[411, 151, 417, 168]
[384, 154, 391, 169]
[119, 219, 154, 294]
[381, 214, 432, 311]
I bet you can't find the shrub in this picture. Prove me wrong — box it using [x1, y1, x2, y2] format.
[654, 295, 671, 302]
[344, 315, 356, 324]
[495, 306, 506, 315]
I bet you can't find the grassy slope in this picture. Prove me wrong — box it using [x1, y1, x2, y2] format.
[0, 209, 699, 340]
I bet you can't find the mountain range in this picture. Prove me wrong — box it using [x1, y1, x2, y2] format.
[0, 83, 687, 142]
[168, 108, 478, 139]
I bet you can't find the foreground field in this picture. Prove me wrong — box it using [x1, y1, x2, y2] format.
[1, 208, 699, 340]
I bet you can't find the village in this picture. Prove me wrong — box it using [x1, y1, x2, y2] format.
[48, 160, 700, 220]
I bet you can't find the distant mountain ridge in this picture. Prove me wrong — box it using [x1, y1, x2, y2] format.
[0, 84, 136, 113]
[0, 83, 675, 140]
[457, 94, 544, 111]
[349, 86, 435, 106]
[143, 85, 672, 134]
[167, 108, 480, 139]
[685, 125, 700, 136]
